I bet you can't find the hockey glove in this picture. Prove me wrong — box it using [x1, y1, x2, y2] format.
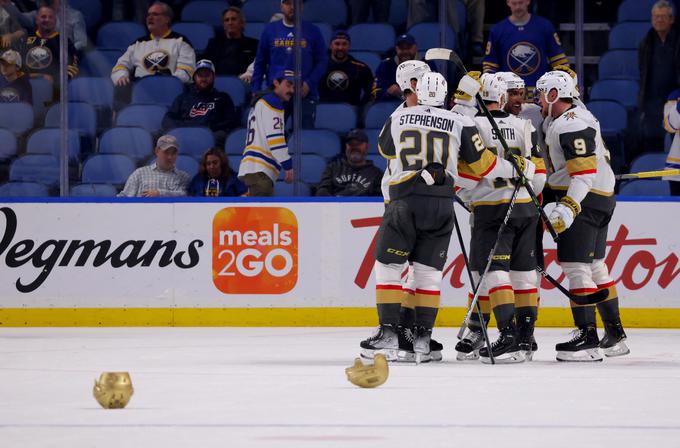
[547, 196, 581, 234]
[454, 71, 482, 107]
[511, 154, 535, 181]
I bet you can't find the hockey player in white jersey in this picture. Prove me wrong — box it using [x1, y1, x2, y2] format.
[537, 71, 629, 362]
[662, 88, 680, 196]
[359, 72, 536, 363]
[454, 74, 546, 363]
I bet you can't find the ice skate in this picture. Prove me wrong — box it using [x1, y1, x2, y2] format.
[455, 327, 484, 361]
[517, 317, 537, 361]
[360, 324, 398, 361]
[413, 326, 432, 364]
[600, 319, 630, 357]
[556, 326, 603, 362]
[480, 326, 525, 364]
[396, 325, 416, 363]
[429, 338, 443, 362]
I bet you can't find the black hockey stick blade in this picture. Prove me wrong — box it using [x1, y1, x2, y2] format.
[570, 288, 609, 305]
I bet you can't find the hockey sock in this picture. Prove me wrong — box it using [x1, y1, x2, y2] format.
[399, 291, 416, 327]
[414, 290, 440, 329]
[489, 284, 515, 329]
[514, 289, 538, 323]
[468, 292, 491, 329]
[597, 296, 621, 322]
[570, 303, 597, 327]
[376, 284, 403, 326]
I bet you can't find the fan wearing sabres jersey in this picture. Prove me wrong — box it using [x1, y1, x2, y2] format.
[483, 0, 569, 100]
[238, 69, 295, 197]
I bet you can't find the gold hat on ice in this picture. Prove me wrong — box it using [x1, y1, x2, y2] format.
[93, 372, 134, 409]
[345, 354, 388, 388]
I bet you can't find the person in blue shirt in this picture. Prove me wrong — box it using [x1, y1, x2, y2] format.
[188, 147, 247, 197]
[483, 0, 569, 100]
[251, 0, 327, 127]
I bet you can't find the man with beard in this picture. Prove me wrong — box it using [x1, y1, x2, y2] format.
[318, 31, 373, 106]
[315, 129, 383, 196]
[373, 33, 435, 101]
[162, 59, 238, 147]
[0, 49, 31, 104]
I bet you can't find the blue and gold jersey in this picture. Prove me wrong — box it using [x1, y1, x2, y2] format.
[483, 15, 569, 98]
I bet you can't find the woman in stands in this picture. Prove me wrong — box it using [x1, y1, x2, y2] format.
[188, 147, 247, 197]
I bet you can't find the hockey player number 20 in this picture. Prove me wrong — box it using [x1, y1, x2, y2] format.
[399, 130, 450, 170]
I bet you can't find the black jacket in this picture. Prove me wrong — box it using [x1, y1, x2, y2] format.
[318, 54, 374, 105]
[638, 26, 680, 107]
[162, 85, 238, 132]
[202, 34, 259, 76]
[315, 158, 383, 196]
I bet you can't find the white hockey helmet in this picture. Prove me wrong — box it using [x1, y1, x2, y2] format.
[480, 73, 508, 106]
[416, 72, 447, 106]
[497, 71, 525, 90]
[536, 71, 575, 102]
[396, 60, 431, 92]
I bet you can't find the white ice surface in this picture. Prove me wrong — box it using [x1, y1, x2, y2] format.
[1, 327, 680, 448]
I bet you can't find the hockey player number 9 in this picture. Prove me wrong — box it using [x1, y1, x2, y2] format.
[399, 130, 450, 171]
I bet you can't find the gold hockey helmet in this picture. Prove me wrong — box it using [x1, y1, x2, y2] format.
[93, 372, 134, 409]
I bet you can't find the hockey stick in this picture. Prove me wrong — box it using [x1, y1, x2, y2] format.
[457, 181, 522, 340]
[451, 198, 495, 363]
[615, 169, 680, 180]
[426, 47, 560, 243]
[454, 196, 609, 306]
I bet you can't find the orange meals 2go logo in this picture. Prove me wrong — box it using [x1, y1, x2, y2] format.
[212, 207, 298, 294]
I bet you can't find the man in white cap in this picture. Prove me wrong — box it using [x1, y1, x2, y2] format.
[0, 49, 32, 104]
[118, 134, 190, 197]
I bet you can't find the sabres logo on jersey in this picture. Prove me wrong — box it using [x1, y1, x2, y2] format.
[26, 45, 52, 70]
[507, 42, 540, 76]
[144, 50, 170, 73]
[189, 101, 215, 118]
[326, 70, 349, 91]
[0, 87, 20, 103]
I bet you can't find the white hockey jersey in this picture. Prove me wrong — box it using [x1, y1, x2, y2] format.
[111, 31, 196, 84]
[662, 90, 680, 181]
[544, 104, 615, 209]
[238, 93, 292, 182]
[465, 110, 546, 207]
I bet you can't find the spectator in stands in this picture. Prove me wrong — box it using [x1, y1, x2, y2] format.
[238, 68, 295, 197]
[1, 0, 86, 51]
[188, 147, 247, 197]
[202, 7, 258, 78]
[0, 2, 26, 50]
[374, 33, 435, 101]
[0, 48, 31, 103]
[349, 0, 390, 24]
[162, 59, 238, 147]
[20, 5, 77, 99]
[118, 134, 190, 197]
[111, 1, 196, 88]
[639, 0, 680, 154]
[251, 0, 327, 128]
[663, 88, 680, 196]
[318, 30, 373, 106]
[483, 0, 569, 100]
[316, 128, 383, 196]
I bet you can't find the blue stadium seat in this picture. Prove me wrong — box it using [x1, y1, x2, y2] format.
[408, 23, 457, 53]
[315, 103, 357, 133]
[589, 80, 639, 109]
[348, 24, 396, 53]
[0, 181, 50, 197]
[69, 77, 114, 109]
[96, 21, 146, 50]
[0, 102, 34, 134]
[132, 76, 184, 107]
[598, 50, 639, 80]
[350, 51, 381, 74]
[364, 128, 381, 154]
[389, 0, 407, 26]
[586, 100, 627, 135]
[176, 154, 200, 177]
[173, 22, 215, 53]
[168, 127, 216, 159]
[30, 77, 53, 115]
[45, 102, 97, 138]
[617, 0, 675, 22]
[367, 154, 387, 172]
[82, 154, 137, 184]
[290, 130, 341, 159]
[630, 153, 668, 173]
[365, 101, 400, 128]
[99, 127, 154, 162]
[115, 104, 168, 134]
[70, 183, 118, 197]
[244, 22, 267, 40]
[609, 22, 651, 50]
[214, 76, 247, 108]
[26, 128, 81, 162]
[69, 0, 102, 30]
[181, 1, 228, 27]
[242, 0, 280, 22]
[9, 155, 60, 186]
[300, 154, 326, 184]
[225, 128, 247, 154]
[275, 180, 310, 196]
[80, 49, 123, 77]
[0, 128, 17, 160]
[619, 179, 671, 196]
[302, 0, 347, 28]
[227, 155, 242, 171]
[314, 22, 332, 46]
